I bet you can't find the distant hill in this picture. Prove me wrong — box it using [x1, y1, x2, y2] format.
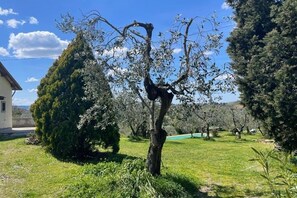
[13, 106, 30, 111]
[225, 101, 244, 109]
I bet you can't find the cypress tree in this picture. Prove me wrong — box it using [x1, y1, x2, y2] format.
[227, 0, 297, 151]
[31, 33, 120, 158]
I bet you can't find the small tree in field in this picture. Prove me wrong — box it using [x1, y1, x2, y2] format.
[115, 91, 149, 138]
[169, 105, 200, 135]
[59, 13, 230, 175]
[192, 103, 221, 139]
[31, 33, 120, 159]
[230, 106, 249, 139]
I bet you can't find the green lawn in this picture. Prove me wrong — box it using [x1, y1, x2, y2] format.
[0, 133, 273, 197]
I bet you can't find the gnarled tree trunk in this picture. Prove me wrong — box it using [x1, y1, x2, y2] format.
[206, 123, 210, 139]
[145, 76, 173, 175]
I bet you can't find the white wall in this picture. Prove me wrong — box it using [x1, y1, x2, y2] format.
[0, 75, 12, 129]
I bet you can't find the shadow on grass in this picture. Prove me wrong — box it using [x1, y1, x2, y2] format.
[198, 184, 266, 197]
[166, 141, 184, 145]
[160, 174, 258, 198]
[216, 138, 258, 144]
[203, 137, 216, 141]
[244, 188, 266, 197]
[211, 184, 236, 197]
[0, 134, 27, 142]
[162, 173, 212, 198]
[54, 151, 140, 166]
[198, 184, 237, 197]
[128, 136, 149, 143]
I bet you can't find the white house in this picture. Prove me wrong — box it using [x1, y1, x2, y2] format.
[0, 62, 22, 130]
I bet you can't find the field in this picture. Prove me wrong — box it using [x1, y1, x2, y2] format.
[0, 132, 274, 197]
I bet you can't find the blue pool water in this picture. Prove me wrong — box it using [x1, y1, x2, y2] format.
[166, 133, 202, 140]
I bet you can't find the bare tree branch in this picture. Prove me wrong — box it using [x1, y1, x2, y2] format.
[85, 11, 124, 36]
[171, 18, 194, 87]
[134, 86, 152, 113]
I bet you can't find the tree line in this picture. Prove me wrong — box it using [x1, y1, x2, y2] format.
[115, 92, 260, 140]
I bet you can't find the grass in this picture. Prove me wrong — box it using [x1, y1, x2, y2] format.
[0, 136, 79, 197]
[120, 133, 274, 197]
[0, 132, 274, 197]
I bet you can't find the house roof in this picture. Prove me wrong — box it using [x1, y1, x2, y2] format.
[0, 62, 22, 90]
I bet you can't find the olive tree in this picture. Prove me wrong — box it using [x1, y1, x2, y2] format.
[58, 13, 229, 175]
[193, 103, 221, 139]
[115, 91, 149, 137]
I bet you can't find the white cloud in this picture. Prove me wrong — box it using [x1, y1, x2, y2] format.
[29, 16, 38, 25]
[107, 67, 128, 77]
[0, 47, 9, 56]
[173, 48, 182, 54]
[25, 77, 39, 83]
[8, 31, 69, 59]
[0, 20, 3, 25]
[6, 19, 26, 28]
[215, 73, 234, 80]
[203, 50, 214, 56]
[0, 7, 18, 16]
[221, 2, 231, 10]
[28, 88, 38, 93]
[103, 47, 128, 58]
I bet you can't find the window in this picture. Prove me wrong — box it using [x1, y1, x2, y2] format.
[1, 101, 6, 112]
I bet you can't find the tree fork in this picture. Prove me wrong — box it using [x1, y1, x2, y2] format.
[146, 87, 173, 175]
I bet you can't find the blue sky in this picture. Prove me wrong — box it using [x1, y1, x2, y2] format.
[0, 0, 236, 106]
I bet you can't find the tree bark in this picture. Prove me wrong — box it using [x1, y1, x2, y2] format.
[129, 123, 136, 136]
[146, 87, 173, 176]
[246, 126, 251, 134]
[258, 126, 264, 136]
[206, 123, 210, 139]
[150, 101, 155, 131]
[238, 126, 244, 139]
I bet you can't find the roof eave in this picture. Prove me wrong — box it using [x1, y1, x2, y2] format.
[0, 62, 22, 91]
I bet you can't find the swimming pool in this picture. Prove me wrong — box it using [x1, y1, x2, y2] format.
[166, 133, 202, 140]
